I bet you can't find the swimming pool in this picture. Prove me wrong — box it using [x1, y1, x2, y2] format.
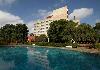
[0, 46, 100, 70]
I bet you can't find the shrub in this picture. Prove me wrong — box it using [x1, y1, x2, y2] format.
[37, 34, 48, 42]
[35, 42, 70, 47]
[35, 42, 49, 46]
[51, 43, 67, 47]
[25, 42, 32, 45]
[95, 43, 100, 49]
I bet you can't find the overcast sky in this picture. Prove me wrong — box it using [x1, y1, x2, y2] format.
[0, 0, 100, 33]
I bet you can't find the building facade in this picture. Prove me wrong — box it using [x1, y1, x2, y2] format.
[33, 6, 69, 36]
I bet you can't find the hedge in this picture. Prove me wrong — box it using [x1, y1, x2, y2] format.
[35, 42, 71, 47]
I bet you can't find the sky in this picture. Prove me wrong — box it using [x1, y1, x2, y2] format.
[0, 0, 100, 33]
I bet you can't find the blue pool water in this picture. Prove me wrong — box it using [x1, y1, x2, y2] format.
[0, 46, 100, 70]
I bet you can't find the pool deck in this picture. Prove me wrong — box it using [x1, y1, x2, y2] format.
[63, 47, 100, 54]
[41, 46, 100, 54]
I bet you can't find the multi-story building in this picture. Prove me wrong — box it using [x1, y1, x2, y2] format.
[33, 6, 69, 36]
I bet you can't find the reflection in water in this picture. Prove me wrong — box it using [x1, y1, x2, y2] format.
[47, 49, 100, 70]
[0, 47, 100, 70]
[27, 47, 52, 70]
[0, 58, 15, 70]
[0, 47, 28, 70]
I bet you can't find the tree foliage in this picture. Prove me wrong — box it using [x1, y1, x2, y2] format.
[15, 24, 29, 43]
[48, 19, 97, 44]
[48, 19, 77, 43]
[61, 20, 78, 43]
[37, 34, 48, 42]
[0, 24, 29, 45]
[94, 23, 100, 30]
[94, 22, 100, 43]
[74, 23, 96, 44]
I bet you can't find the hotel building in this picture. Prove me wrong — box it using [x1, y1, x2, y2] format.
[33, 6, 69, 36]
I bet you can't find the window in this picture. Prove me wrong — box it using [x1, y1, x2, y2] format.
[41, 25, 44, 26]
[67, 15, 68, 18]
[46, 27, 48, 29]
[67, 11, 68, 14]
[41, 28, 44, 30]
[46, 24, 48, 25]
[46, 21, 48, 22]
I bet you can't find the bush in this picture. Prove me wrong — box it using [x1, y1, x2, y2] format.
[37, 34, 48, 42]
[35, 42, 49, 46]
[95, 43, 100, 49]
[35, 42, 70, 47]
[50, 43, 67, 47]
[25, 42, 32, 45]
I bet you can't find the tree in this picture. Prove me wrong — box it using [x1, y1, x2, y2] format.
[15, 24, 29, 43]
[62, 20, 78, 43]
[48, 19, 66, 43]
[0, 24, 29, 45]
[94, 23, 100, 43]
[94, 23, 100, 30]
[48, 19, 77, 43]
[75, 23, 96, 44]
[0, 24, 16, 44]
[37, 34, 48, 42]
[48, 19, 97, 45]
